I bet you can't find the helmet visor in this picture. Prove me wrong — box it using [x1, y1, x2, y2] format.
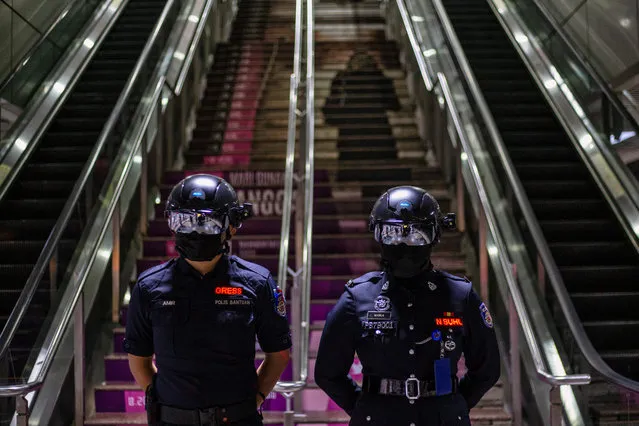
[374, 222, 437, 246]
[168, 211, 227, 235]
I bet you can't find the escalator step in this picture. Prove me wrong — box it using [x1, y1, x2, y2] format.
[40, 132, 101, 147]
[0, 264, 38, 282]
[9, 180, 77, 199]
[0, 200, 67, 219]
[529, 199, 607, 219]
[491, 117, 559, 131]
[0, 219, 83, 240]
[0, 240, 77, 263]
[549, 241, 635, 266]
[539, 219, 624, 241]
[572, 292, 639, 321]
[0, 289, 50, 312]
[71, 80, 130, 94]
[87, 59, 138, 71]
[560, 265, 639, 293]
[498, 130, 568, 144]
[47, 118, 108, 133]
[67, 91, 122, 104]
[484, 91, 546, 103]
[515, 162, 588, 179]
[22, 163, 85, 180]
[583, 321, 639, 351]
[508, 146, 576, 162]
[523, 181, 597, 199]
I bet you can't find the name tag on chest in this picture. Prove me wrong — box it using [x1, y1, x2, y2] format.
[367, 311, 392, 320]
[214, 298, 252, 306]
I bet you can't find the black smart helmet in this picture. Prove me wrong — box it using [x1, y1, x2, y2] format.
[165, 174, 253, 234]
[369, 186, 456, 247]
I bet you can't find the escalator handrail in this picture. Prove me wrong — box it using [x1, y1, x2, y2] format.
[397, 0, 590, 389]
[430, 0, 639, 394]
[0, 0, 179, 365]
[0, 0, 83, 93]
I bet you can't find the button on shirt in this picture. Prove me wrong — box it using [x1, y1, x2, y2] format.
[123, 255, 292, 409]
[314, 269, 500, 418]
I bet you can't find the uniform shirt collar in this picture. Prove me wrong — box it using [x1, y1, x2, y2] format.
[176, 255, 229, 282]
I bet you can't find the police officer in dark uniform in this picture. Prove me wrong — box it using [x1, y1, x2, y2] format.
[124, 174, 292, 426]
[315, 186, 500, 425]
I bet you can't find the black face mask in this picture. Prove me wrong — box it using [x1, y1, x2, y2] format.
[175, 232, 225, 261]
[381, 244, 432, 278]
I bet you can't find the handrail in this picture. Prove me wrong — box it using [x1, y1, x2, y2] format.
[397, 0, 589, 389]
[0, 0, 81, 93]
[299, 0, 314, 384]
[430, 0, 639, 394]
[276, 0, 303, 299]
[0, 0, 178, 363]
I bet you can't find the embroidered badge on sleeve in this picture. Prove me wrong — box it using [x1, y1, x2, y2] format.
[274, 287, 286, 317]
[479, 302, 493, 328]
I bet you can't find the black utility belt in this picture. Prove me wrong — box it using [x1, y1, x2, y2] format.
[363, 375, 458, 400]
[159, 399, 255, 425]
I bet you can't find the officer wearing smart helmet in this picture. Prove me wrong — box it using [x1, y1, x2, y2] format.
[123, 174, 292, 426]
[315, 186, 500, 425]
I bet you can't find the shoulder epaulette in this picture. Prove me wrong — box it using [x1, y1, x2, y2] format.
[435, 269, 470, 283]
[138, 259, 174, 282]
[230, 255, 271, 279]
[347, 271, 383, 288]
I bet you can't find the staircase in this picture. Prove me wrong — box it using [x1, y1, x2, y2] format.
[439, 0, 639, 422]
[84, 0, 512, 424]
[0, 0, 169, 388]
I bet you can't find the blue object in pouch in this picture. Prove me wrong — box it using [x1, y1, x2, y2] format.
[434, 358, 452, 395]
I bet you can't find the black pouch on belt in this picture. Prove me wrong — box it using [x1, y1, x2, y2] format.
[146, 375, 160, 425]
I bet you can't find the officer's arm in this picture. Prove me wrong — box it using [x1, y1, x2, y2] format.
[255, 276, 293, 399]
[459, 288, 501, 409]
[256, 350, 290, 404]
[128, 355, 156, 390]
[123, 282, 156, 390]
[314, 287, 360, 415]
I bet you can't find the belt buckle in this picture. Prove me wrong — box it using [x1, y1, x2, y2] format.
[404, 377, 421, 400]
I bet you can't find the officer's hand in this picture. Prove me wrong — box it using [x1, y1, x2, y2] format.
[256, 393, 265, 409]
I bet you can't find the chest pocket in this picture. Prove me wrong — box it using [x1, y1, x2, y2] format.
[150, 299, 190, 358]
[188, 297, 256, 359]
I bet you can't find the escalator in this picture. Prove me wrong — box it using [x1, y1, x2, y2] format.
[0, 0, 168, 380]
[440, 0, 639, 385]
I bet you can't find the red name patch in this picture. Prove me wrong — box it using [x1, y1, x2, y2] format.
[435, 317, 464, 327]
[215, 287, 243, 295]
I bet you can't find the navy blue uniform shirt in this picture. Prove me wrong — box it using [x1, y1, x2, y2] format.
[123, 255, 292, 409]
[314, 269, 500, 424]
